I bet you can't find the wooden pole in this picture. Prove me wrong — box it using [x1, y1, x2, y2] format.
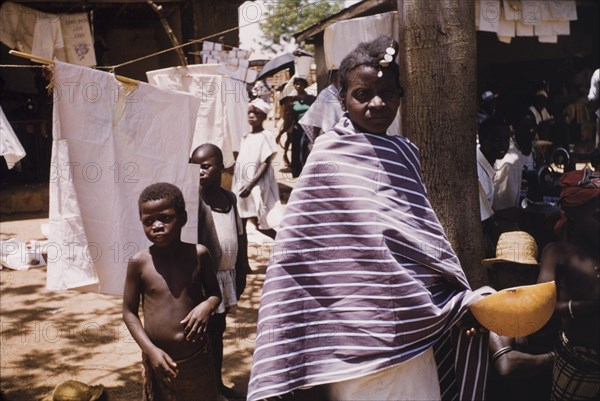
[397, 0, 486, 288]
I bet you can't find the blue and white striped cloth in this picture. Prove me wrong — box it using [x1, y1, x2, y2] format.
[248, 116, 489, 401]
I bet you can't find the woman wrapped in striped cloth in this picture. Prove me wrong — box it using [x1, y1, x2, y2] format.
[248, 36, 490, 401]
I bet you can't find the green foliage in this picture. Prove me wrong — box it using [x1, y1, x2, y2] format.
[259, 0, 344, 53]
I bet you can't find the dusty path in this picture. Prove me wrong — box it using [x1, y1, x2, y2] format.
[1, 119, 293, 400]
[0, 215, 272, 401]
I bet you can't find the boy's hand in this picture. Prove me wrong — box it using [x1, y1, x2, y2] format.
[239, 183, 254, 198]
[180, 302, 212, 342]
[148, 347, 178, 380]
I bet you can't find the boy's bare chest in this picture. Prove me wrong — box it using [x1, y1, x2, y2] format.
[143, 265, 202, 300]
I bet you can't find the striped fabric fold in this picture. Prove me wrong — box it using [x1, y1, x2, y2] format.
[248, 116, 489, 401]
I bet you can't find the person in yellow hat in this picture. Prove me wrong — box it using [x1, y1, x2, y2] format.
[482, 231, 540, 290]
[482, 231, 556, 400]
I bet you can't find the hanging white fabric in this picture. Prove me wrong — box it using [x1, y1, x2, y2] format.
[0, 2, 96, 66]
[323, 11, 399, 71]
[49, 61, 200, 295]
[147, 65, 250, 168]
[473, 0, 577, 43]
[0, 106, 26, 169]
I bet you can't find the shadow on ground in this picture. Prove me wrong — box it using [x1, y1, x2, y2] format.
[221, 248, 267, 394]
[1, 220, 275, 400]
[1, 268, 141, 401]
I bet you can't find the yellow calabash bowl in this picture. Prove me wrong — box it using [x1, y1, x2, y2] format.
[470, 281, 556, 337]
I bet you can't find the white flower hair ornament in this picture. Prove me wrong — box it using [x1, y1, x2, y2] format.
[377, 45, 397, 78]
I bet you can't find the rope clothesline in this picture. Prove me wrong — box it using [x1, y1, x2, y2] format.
[94, 0, 329, 71]
[99, 3, 279, 71]
[4, 11, 266, 81]
[2, 1, 323, 79]
[98, 25, 241, 71]
[8, 50, 139, 85]
[0, 64, 47, 68]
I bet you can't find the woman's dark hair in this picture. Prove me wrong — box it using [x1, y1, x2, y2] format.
[293, 77, 309, 87]
[338, 36, 402, 97]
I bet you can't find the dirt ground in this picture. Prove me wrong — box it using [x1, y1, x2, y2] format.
[0, 213, 275, 401]
[1, 120, 293, 401]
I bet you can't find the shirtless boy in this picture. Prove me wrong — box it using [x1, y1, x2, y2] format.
[538, 168, 600, 400]
[123, 182, 224, 401]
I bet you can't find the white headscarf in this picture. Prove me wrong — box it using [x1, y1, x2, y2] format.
[249, 98, 271, 115]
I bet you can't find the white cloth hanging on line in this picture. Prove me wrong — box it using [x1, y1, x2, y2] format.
[58, 13, 96, 66]
[478, 0, 500, 33]
[323, 11, 399, 70]
[49, 61, 200, 295]
[147, 65, 250, 168]
[0, 106, 26, 169]
[0, 1, 63, 61]
[473, 0, 577, 43]
[0, 2, 96, 66]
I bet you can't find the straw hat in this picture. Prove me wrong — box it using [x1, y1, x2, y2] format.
[42, 381, 104, 401]
[481, 231, 539, 266]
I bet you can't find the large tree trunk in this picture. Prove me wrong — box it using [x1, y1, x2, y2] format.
[397, 0, 486, 288]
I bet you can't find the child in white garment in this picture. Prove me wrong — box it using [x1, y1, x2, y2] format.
[232, 98, 280, 239]
[191, 143, 250, 399]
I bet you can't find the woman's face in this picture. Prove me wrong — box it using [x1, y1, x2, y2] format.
[293, 79, 308, 93]
[342, 66, 401, 134]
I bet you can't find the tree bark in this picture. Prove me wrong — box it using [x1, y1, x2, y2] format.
[397, 0, 486, 288]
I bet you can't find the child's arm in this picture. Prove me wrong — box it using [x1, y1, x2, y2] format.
[238, 154, 274, 198]
[180, 245, 222, 342]
[123, 256, 178, 378]
[228, 191, 250, 299]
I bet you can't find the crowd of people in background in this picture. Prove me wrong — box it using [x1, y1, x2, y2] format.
[476, 67, 599, 256]
[475, 66, 599, 400]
